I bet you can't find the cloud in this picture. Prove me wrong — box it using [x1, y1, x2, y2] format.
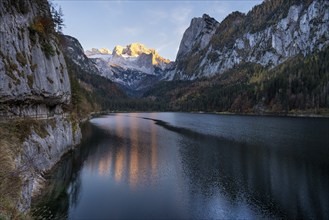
[210, 0, 263, 22]
[170, 7, 192, 36]
[146, 9, 169, 25]
[156, 41, 176, 53]
[99, 1, 123, 17]
[121, 27, 143, 36]
[146, 5, 192, 34]
[143, 4, 193, 59]
[212, 1, 230, 15]
[170, 7, 192, 24]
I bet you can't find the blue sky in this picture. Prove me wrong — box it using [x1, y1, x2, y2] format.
[53, 0, 263, 60]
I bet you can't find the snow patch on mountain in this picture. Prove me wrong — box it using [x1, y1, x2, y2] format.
[85, 43, 173, 90]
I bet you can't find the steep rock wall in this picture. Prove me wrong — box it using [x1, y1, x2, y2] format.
[0, 0, 82, 214]
[176, 14, 219, 60]
[0, 0, 70, 113]
[174, 0, 329, 79]
[18, 116, 81, 211]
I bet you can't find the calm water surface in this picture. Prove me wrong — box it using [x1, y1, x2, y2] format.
[33, 113, 329, 219]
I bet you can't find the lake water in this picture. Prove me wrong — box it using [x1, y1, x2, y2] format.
[33, 112, 329, 219]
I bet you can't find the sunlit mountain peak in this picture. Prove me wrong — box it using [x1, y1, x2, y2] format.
[98, 48, 112, 54]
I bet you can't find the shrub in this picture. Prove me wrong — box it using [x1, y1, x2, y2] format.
[27, 75, 34, 88]
[30, 16, 54, 38]
[4, 60, 21, 85]
[207, 52, 219, 63]
[42, 43, 55, 59]
[0, 118, 53, 219]
[30, 21, 45, 36]
[16, 52, 27, 66]
[31, 63, 38, 72]
[28, 28, 37, 46]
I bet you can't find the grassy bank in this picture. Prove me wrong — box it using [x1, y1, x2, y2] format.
[0, 119, 30, 219]
[0, 118, 57, 219]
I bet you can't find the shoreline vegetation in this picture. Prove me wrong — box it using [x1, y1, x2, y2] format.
[0, 118, 56, 219]
[0, 114, 80, 219]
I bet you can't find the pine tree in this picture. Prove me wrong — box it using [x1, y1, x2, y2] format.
[50, 4, 64, 33]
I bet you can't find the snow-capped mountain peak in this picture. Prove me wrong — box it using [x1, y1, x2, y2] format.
[85, 47, 112, 56]
[84, 43, 173, 90]
[87, 43, 171, 64]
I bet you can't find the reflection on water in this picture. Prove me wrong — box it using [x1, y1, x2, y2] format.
[129, 113, 139, 189]
[151, 118, 158, 180]
[33, 113, 329, 219]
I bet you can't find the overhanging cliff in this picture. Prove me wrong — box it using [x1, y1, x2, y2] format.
[0, 0, 70, 116]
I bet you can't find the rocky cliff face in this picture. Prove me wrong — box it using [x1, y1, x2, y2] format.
[19, 116, 81, 211]
[0, 0, 81, 214]
[176, 14, 219, 60]
[86, 43, 172, 91]
[0, 0, 71, 114]
[61, 35, 102, 77]
[174, 0, 329, 80]
[60, 34, 126, 107]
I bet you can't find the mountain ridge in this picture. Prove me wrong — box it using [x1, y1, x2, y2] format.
[85, 42, 173, 90]
[81, 0, 328, 89]
[142, 0, 329, 113]
[174, 0, 329, 80]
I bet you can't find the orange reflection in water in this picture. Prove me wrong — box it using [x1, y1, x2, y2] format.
[150, 118, 158, 179]
[129, 114, 139, 189]
[98, 152, 112, 176]
[114, 147, 124, 182]
[113, 115, 125, 182]
[97, 116, 125, 178]
[95, 114, 159, 188]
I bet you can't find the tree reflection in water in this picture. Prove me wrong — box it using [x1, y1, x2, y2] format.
[32, 113, 329, 219]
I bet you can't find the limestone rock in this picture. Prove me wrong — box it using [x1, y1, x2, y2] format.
[176, 14, 219, 60]
[174, 0, 329, 80]
[0, 0, 71, 107]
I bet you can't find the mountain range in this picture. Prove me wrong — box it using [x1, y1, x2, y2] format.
[174, 0, 329, 80]
[0, 0, 328, 216]
[84, 43, 173, 91]
[2, 0, 327, 115]
[76, 0, 328, 97]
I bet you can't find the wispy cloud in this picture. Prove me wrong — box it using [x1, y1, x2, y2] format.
[156, 41, 176, 53]
[146, 5, 192, 34]
[170, 7, 192, 24]
[99, 1, 123, 17]
[121, 27, 143, 36]
[170, 7, 192, 35]
[212, 2, 230, 17]
[143, 4, 193, 59]
[146, 9, 169, 25]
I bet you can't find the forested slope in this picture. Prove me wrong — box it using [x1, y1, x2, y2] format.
[145, 46, 329, 114]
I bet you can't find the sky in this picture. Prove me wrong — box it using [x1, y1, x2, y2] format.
[53, 0, 263, 61]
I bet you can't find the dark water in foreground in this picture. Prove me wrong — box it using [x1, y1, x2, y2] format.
[33, 113, 329, 219]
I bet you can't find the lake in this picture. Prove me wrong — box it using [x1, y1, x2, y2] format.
[32, 112, 329, 219]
